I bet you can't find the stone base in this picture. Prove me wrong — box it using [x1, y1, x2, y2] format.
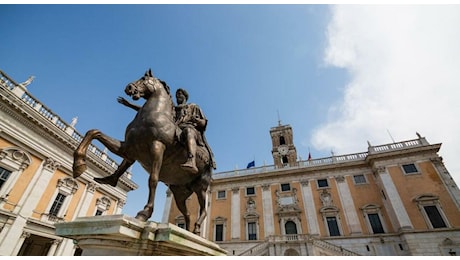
[55, 214, 227, 256]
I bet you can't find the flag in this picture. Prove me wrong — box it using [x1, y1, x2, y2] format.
[246, 160, 255, 169]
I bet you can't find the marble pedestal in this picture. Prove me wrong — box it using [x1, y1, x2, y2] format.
[55, 214, 227, 256]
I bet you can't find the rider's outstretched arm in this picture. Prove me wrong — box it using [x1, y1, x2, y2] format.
[117, 97, 141, 111]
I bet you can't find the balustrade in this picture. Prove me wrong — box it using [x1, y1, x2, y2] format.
[0, 70, 120, 172]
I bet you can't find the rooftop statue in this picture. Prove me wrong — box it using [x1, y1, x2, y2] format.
[72, 69, 215, 235]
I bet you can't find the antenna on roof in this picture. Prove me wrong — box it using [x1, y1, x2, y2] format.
[387, 129, 396, 143]
[277, 110, 281, 126]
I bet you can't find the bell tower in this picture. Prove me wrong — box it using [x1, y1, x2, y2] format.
[270, 122, 297, 168]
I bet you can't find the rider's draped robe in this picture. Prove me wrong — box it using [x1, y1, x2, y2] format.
[175, 103, 216, 169]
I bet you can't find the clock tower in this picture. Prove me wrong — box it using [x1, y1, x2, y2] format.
[270, 122, 297, 168]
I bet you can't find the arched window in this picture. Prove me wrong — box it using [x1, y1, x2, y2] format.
[285, 221, 297, 234]
[279, 136, 286, 145]
[282, 155, 289, 164]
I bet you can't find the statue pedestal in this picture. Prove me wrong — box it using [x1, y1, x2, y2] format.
[55, 214, 227, 256]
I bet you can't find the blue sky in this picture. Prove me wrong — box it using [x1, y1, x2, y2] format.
[2, 5, 460, 222]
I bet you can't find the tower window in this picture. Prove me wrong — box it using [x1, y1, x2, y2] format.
[279, 136, 286, 145]
[282, 156, 289, 164]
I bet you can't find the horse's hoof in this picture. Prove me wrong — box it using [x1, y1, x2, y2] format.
[94, 175, 118, 187]
[135, 211, 149, 221]
[73, 161, 87, 178]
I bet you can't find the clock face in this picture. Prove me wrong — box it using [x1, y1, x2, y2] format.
[278, 145, 289, 155]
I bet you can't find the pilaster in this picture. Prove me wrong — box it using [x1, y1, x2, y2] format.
[261, 183, 275, 236]
[300, 179, 320, 235]
[231, 187, 240, 240]
[334, 175, 362, 235]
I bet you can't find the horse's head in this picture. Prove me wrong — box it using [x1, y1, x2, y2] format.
[125, 69, 169, 101]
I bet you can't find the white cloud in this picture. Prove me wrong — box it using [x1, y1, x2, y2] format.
[312, 5, 460, 184]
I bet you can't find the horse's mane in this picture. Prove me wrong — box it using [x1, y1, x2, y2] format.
[158, 79, 172, 98]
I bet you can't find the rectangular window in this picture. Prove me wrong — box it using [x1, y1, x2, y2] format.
[246, 187, 255, 195]
[424, 205, 447, 228]
[353, 174, 366, 184]
[0, 167, 12, 189]
[215, 224, 223, 241]
[368, 213, 385, 234]
[217, 190, 226, 199]
[281, 183, 291, 192]
[248, 222, 257, 240]
[402, 163, 418, 174]
[49, 193, 66, 216]
[95, 209, 103, 216]
[317, 179, 329, 188]
[326, 217, 341, 236]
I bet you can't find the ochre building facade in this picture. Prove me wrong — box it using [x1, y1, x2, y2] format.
[0, 70, 137, 256]
[164, 123, 460, 256]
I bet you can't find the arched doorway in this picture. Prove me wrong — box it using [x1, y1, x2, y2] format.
[284, 248, 300, 256]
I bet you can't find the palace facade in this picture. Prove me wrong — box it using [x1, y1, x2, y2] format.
[164, 123, 460, 256]
[0, 70, 138, 256]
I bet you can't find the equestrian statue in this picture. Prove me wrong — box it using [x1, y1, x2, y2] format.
[72, 69, 216, 235]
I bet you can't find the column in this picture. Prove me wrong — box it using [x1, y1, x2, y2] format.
[11, 231, 30, 256]
[115, 199, 125, 215]
[0, 158, 59, 255]
[231, 187, 240, 240]
[376, 166, 413, 231]
[300, 180, 319, 235]
[46, 239, 61, 256]
[161, 189, 173, 223]
[335, 176, 362, 235]
[261, 184, 275, 236]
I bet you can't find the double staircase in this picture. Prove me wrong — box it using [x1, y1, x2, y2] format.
[238, 234, 361, 256]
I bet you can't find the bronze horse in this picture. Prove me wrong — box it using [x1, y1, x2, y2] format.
[72, 69, 213, 234]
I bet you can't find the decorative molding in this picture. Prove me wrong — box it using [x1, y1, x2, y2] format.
[0, 147, 32, 170]
[335, 175, 345, 183]
[44, 157, 60, 171]
[300, 179, 309, 186]
[261, 183, 271, 191]
[86, 182, 98, 193]
[374, 166, 386, 175]
[57, 177, 79, 195]
[320, 189, 333, 207]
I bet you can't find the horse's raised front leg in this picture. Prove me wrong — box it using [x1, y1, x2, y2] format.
[73, 129, 123, 178]
[135, 140, 165, 221]
[94, 159, 134, 187]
